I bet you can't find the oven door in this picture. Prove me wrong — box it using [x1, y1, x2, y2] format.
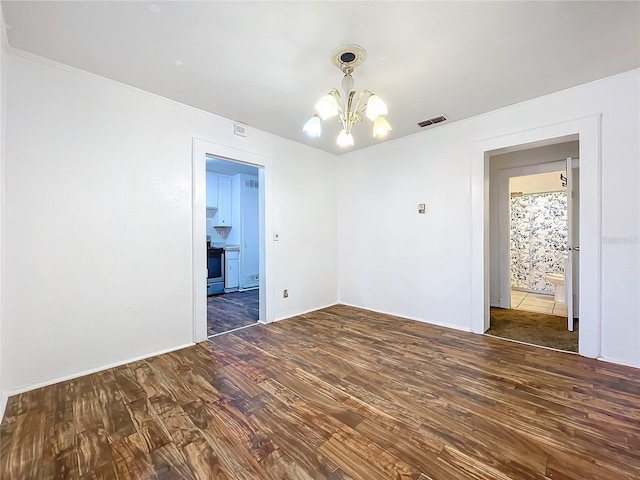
[207, 248, 225, 295]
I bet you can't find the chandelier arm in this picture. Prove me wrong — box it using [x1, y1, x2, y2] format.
[328, 88, 347, 130]
[353, 89, 372, 115]
[345, 91, 358, 132]
[329, 88, 341, 104]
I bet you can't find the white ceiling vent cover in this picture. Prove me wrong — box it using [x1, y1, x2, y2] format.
[233, 123, 247, 137]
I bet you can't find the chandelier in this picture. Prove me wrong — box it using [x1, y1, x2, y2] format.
[303, 45, 391, 148]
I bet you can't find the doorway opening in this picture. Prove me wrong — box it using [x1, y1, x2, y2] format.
[206, 156, 261, 337]
[486, 143, 580, 352]
[470, 114, 601, 358]
[192, 138, 272, 344]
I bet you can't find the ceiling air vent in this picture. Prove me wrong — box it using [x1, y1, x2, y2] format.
[418, 115, 448, 128]
[233, 123, 247, 137]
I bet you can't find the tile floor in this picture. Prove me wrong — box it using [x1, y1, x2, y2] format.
[511, 289, 568, 317]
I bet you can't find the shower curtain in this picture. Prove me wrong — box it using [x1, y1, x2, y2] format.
[510, 192, 567, 293]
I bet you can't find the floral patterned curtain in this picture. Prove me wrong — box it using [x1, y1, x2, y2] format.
[510, 192, 567, 293]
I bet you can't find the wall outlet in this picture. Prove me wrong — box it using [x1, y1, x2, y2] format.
[283, 289, 288, 298]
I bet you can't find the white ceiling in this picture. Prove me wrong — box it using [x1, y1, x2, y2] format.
[2, 1, 639, 155]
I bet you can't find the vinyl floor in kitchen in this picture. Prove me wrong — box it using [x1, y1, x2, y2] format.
[207, 289, 259, 336]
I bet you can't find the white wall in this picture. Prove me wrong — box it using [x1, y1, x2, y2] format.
[0, 35, 5, 419]
[338, 69, 640, 367]
[2, 50, 338, 394]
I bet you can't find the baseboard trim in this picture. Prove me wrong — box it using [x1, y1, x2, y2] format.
[6, 342, 196, 397]
[273, 302, 340, 323]
[597, 355, 640, 369]
[337, 302, 471, 333]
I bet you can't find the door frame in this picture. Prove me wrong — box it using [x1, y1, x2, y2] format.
[192, 138, 273, 343]
[470, 114, 601, 358]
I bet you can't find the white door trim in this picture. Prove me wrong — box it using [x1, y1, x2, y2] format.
[470, 114, 601, 358]
[192, 138, 274, 343]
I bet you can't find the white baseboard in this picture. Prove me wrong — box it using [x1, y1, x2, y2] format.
[273, 302, 340, 323]
[6, 342, 195, 397]
[597, 355, 640, 369]
[337, 302, 472, 333]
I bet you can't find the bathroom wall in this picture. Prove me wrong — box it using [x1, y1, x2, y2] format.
[510, 171, 565, 194]
[510, 190, 568, 293]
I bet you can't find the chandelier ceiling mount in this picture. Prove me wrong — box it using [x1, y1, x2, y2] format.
[303, 45, 391, 148]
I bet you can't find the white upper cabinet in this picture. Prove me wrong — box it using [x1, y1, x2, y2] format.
[215, 175, 232, 226]
[206, 172, 218, 209]
[206, 172, 233, 226]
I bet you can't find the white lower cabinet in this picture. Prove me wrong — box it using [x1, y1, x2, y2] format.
[225, 249, 239, 292]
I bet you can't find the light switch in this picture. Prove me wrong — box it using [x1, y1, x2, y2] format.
[418, 203, 426, 214]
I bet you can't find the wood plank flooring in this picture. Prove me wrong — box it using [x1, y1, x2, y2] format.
[207, 289, 259, 336]
[2, 304, 640, 479]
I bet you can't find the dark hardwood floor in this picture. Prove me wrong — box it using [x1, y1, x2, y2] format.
[207, 289, 259, 336]
[2, 304, 640, 479]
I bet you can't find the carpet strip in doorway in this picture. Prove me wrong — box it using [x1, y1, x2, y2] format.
[488, 307, 578, 352]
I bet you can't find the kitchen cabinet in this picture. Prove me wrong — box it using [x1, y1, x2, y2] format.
[207, 173, 233, 226]
[224, 248, 239, 292]
[206, 172, 218, 209]
[214, 175, 232, 226]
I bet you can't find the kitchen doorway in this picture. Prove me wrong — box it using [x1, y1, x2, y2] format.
[192, 139, 273, 344]
[206, 157, 261, 337]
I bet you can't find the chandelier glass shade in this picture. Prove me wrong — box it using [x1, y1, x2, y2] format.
[303, 45, 391, 148]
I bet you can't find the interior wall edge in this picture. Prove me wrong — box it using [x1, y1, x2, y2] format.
[338, 302, 472, 334]
[3, 46, 341, 157]
[0, 5, 5, 424]
[274, 302, 340, 323]
[0, 395, 6, 424]
[4, 341, 195, 399]
[3, 46, 253, 128]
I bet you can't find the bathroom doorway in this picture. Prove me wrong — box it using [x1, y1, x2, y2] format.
[487, 141, 580, 352]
